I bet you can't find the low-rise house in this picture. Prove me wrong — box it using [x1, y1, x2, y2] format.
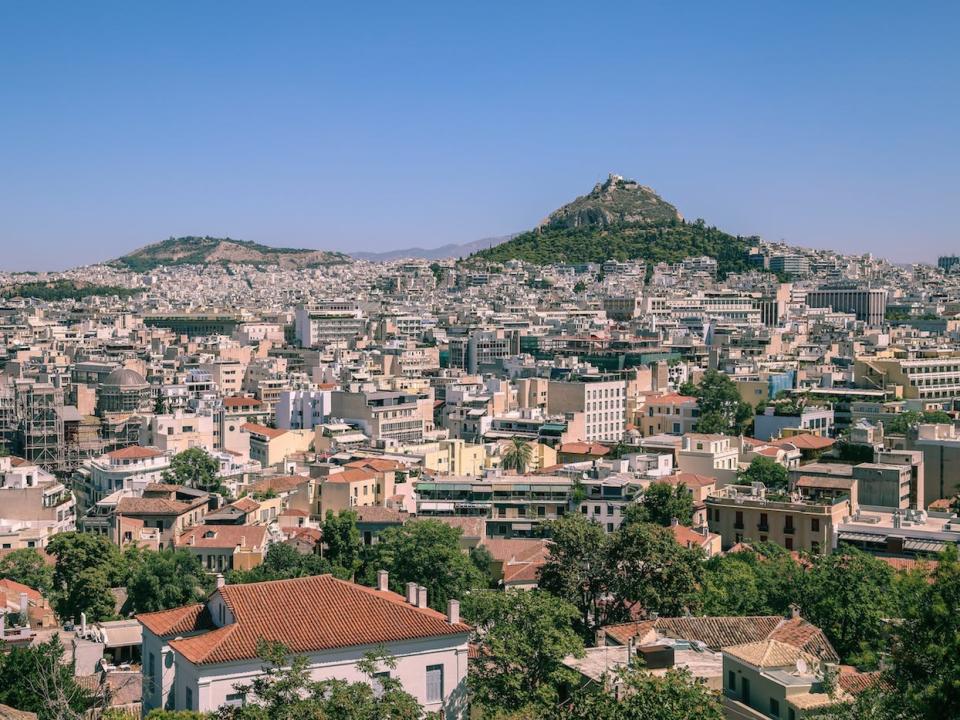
[138, 573, 470, 717]
[176, 524, 268, 573]
[241, 423, 313, 468]
[677, 434, 739, 486]
[114, 484, 211, 548]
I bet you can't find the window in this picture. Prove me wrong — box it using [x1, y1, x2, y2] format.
[426, 664, 444, 704]
[185, 687, 193, 711]
[811, 518, 820, 532]
[728, 670, 736, 690]
[734, 511, 744, 530]
[148, 653, 157, 691]
[225, 693, 245, 707]
[785, 537, 794, 551]
[371, 671, 390, 698]
[770, 697, 780, 717]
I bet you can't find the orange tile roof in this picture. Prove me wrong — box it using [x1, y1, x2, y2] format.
[117, 497, 193, 516]
[346, 458, 403, 473]
[177, 525, 267, 550]
[324, 467, 376, 484]
[0, 578, 43, 602]
[167, 575, 470, 664]
[241, 423, 287, 439]
[138, 603, 212, 637]
[559, 442, 610, 456]
[223, 396, 263, 408]
[250, 475, 309, 494]
[650, 393, 697, 406]
[773, 434, 834, 451]
[662, 472, 717, 489]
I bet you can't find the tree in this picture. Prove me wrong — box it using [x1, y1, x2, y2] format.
[608, 521, 703, 618]
[799, 548, 897, 664]
[321, 510, 364, 579]
[0, 547, 54, 594]
[884, 410, 952, 435]
[0, 636, 101, 720]
[538, 514, 614, 637]
[887, 546, 960, 719]
[573, 280, 587, 294]
[625, 482, 693, 527]
[463, 589, 584, 713]
[685, 370, 754, 435]
[217, 641, 426, 720]
[361, 520, 484, 611]
[557, 665, 724, 720]
[501, 437, 534, 474]
[47, 532, 126, 621]
[124, 548, 214, 614]
[740, 455, 789, 490]
[228, 541, 333, 584]
[164, 447, 222, 492]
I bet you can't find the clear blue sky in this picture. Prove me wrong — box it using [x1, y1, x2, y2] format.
[1, 1, 957, 270]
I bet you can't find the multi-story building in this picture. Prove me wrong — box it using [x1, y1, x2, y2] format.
[275, 389, 331, 430]
[0, 456, 75, 550]
[677, 434, 740, 486]
[547, 376, 626, 443]
[331, 389, 432, 445]
[640, 393, 699, 436]
[142, 411, 216, 454]
[447, 329, 520, 374]
[804, 283, 887, 325]
[753, 406, 833, 441]
[73, 446, 172, 517]
[294, 301, 367, 347]
[855, 351, 960, 401]
[706, 483, 851, 553]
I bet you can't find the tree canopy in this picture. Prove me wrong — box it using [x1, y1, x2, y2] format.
[163, 447, 222, 492]
[739, 455, 789, 490]
[681, 370, 754, 435]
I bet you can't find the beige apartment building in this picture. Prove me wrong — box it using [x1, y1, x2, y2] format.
[142, 411, 215, 454]
[706, 484, 851, 553]
[854, 350, 960, 401]
[331, 389, 432, 445]
[639, 393, 698, 437]
[241, 423, 314, 468]
[677, 434, 740, 486]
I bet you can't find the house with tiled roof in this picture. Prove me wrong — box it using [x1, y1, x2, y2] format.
[241, 424, 313, 468]
[138, 572, 470, 717]
[176, 524, 268, 573]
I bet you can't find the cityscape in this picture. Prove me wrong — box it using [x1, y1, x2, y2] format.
[1, 4, 958, 720]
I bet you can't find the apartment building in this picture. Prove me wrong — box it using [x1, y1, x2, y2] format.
[753, 406, 834, 441]
[73, 446, 171, 516]
[547, 376, 626, 443]
[294, 301, 367, 347]
[142, 411, 216, 454]
[447, 329, 520, 374]
[677, 434, 740, 486]
[241, 424, 314, 468]
[805, 283, 887, 325]
[855, 351, 960, 400]
[908, 423, 960, 502]
[640, 393, 699, 436]
[706, 483, 851, 553]
[176, 524, 268, 573]
[275, 389, 331, 430]
[139, 574, 470, 717]
[0, 456, 75, 550]
[216, 396, 270, 455]
[331, 389, 432, 445]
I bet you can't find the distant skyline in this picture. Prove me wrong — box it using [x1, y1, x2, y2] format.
[1, 1, 958, 270]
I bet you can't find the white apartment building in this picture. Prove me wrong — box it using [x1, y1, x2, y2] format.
[275, 389, 332, 431]
[548, 377, 626, 443]
[0, 456, 76, 550]
[294, 301, 367, 348]
[73, 446, 171, 515]
[677, 434, 740, 486]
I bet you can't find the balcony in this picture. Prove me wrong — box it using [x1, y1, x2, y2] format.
[784, 526, 795, 534]
[757, 523, 769, 532]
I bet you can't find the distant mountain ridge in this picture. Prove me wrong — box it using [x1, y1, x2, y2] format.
[111, 236, 350, 271]
[351, 234, 517, 261]
[474, 174, 759, 278]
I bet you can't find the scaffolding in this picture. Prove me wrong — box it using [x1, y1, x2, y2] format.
[16, 380, 65, 472]
[0, 380, 16, 454]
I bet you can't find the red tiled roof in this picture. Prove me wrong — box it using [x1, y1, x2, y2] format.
[773, 434, 834, 451]
[177, 525, 267, 550]
[650, 393, 696, 406]
[559, 442, 610, 456]
[167, 575, 470, 664]
[106, 446, 164, 460]
[346, 458, 403, 473]
[241, 423, 287, 439]
[662, 472, 717, 489]
[0, 578, 43, 602]
[324, 467, 376, 484]
[117, 497, 192, 516]
[223, 396, 263, 409]
[138, 603, 212, 637]
[250, 475, 309, 494]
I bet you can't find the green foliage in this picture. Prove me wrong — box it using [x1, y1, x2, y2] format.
[740, 455, 789, 490]
[463, 589, 584, 713]
[321, 510, 364, 579]
[163, 447, 222, 492]
[626, 482, 694, 526]
[47, 532, 127, 622]
[556, 665, 724, 720]
[501, 437, 534, 474]
[887, 546, 960, 719]
[228, 542, 335, 584]
[114, 236, 349, 272]
[883, 410, 953, 435]
[685, 370, 755, 435]
[539, 514, 703, 637]
[216, 641, 425, 720]
[0, 280, 138, 301]
[0, 636, 98, 720]
[360, 519, 485, 611]
[146, 712, 210, 720]
[835, 440, 876, 463]
[468, 544, 497, 587]
[475, 213, 758, 279]
[0, 547, 54, 594]
[123, 548, 214, 614]
[700, 545, 804, 617]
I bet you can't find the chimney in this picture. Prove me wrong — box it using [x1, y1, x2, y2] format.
[406, 582, 418, 604]
[416, 585, 428, 609]
[447, 599, 460, 625]
[670, 517, 679, 527]
[216, 573, 225, 589]
[377, 570, 389, 592]
[595, 628, 606, 647]
[80, 612, 87, 637]
[789, 603, 801, 620]
[19, 592, 28, 618]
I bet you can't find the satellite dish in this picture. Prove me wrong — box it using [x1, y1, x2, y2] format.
[796, 658, 808, 674]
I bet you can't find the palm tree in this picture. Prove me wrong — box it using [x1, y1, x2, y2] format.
[501, 437, 534, 474]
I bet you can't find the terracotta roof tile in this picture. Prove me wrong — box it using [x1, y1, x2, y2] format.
[106, 446, 164, 460]
[166, 575, 470, 664]
[137, 604, 212, 637]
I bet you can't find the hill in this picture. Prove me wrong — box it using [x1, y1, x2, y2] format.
[1, 279, 140, 301]
[474, 175, 758, 277]
[111, 236, 351, 271]
[351, 234, 517, 261]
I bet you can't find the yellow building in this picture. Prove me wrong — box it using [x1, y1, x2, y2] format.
[241, 423, 314, 468]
